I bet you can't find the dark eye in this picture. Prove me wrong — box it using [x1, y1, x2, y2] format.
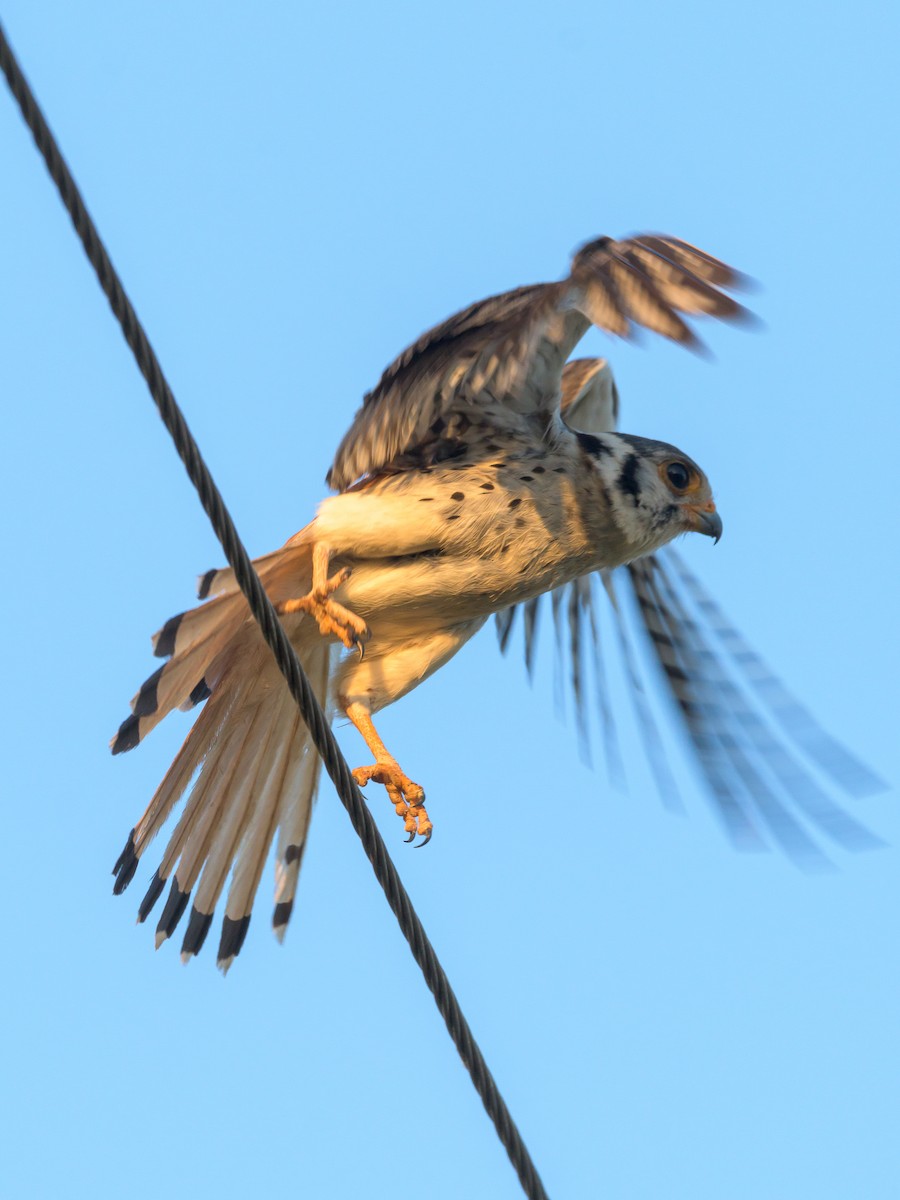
[666, 461, 691, 490]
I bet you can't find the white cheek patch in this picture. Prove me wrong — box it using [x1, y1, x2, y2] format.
[595, 449, 684, 556]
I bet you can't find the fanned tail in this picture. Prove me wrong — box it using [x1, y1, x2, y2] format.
[111, 533, 333, 969]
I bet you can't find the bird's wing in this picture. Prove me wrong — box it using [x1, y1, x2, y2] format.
[495, 360, 885, 864]
[327, 235, 747, 490]
[558, 355, 620, 432]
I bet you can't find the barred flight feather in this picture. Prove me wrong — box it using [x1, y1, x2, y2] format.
[578, 575, 624, 784]
[619, 561, 765, 848]
[625, 243, 741, 316]
[666, 551, 884, 799]
[632, 557, 825, 863]
[608, 257, 696, 345]
[495, 547, 882, 864]
[601, 570, 681, 809]
[647, 558, 881, 854]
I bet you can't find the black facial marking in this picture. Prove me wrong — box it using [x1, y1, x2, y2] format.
[451, 491, 465, 501]
[617, 454, 642, 506]
[532, 465, 545, 474]
[480, 482, 494, 490]
[446, 514, 461, 521]
[576, 431, 612, 457]
[520, 475, 534, 482]
[653, 503, 679, 529]
[418, 497, 434, 502]
[553, 466, 566, 474]
[508, 497, 522, 509]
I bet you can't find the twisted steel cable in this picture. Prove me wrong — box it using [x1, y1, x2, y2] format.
[0, 23, 549, 1200]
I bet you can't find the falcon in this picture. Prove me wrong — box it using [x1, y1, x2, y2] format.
[111, 233, 882, 971]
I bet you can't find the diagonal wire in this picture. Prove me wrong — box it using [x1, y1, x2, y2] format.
[0, 23, 549, 1200]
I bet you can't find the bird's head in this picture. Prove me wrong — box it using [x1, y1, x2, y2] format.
[579, 431, 722, 558]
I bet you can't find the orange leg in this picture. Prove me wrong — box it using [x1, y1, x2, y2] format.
[345, 701, 432, 845]
[277, 542, 369, 653]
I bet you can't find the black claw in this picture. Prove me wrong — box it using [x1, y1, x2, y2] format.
[356, 640, 365, 661]
[415, 832, 433, 849]
[404, 830, 416, 843]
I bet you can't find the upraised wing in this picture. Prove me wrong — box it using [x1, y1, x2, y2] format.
[495, 359, 885, 864]
[327, 235, 747, 491]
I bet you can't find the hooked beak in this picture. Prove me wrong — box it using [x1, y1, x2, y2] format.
[684, 501, 723, 543]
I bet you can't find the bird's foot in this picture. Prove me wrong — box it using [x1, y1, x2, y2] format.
[352, 761, 432, 846]
[278, 567, 370, 653]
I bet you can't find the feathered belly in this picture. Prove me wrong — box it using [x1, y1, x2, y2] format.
[314, 452, 620, 631]
[335, 544, 592, 632]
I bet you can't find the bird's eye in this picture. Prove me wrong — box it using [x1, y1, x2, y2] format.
[665, 461, 691, 490]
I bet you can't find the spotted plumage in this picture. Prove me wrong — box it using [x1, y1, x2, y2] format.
[111, 230, 881, 970]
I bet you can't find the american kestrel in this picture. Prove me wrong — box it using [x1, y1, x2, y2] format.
[111, 233, 880, 970]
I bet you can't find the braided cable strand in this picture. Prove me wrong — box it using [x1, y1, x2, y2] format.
[0, 24, 549, 1200]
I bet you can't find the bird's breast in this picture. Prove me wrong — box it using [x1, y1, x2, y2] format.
[319, 447, 623, 626]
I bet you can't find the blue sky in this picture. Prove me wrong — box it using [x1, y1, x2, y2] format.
[2, 3, 898, 1198]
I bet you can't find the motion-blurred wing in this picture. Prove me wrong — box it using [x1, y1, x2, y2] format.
[497, 359, 884, 862]
[327, 235, 747, 491]
[498, 552, 884, 864]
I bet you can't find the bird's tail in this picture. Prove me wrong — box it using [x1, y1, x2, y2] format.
[111, 532, 332, 971]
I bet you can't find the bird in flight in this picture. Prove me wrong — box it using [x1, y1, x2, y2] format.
[111, 233, 882, 971]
